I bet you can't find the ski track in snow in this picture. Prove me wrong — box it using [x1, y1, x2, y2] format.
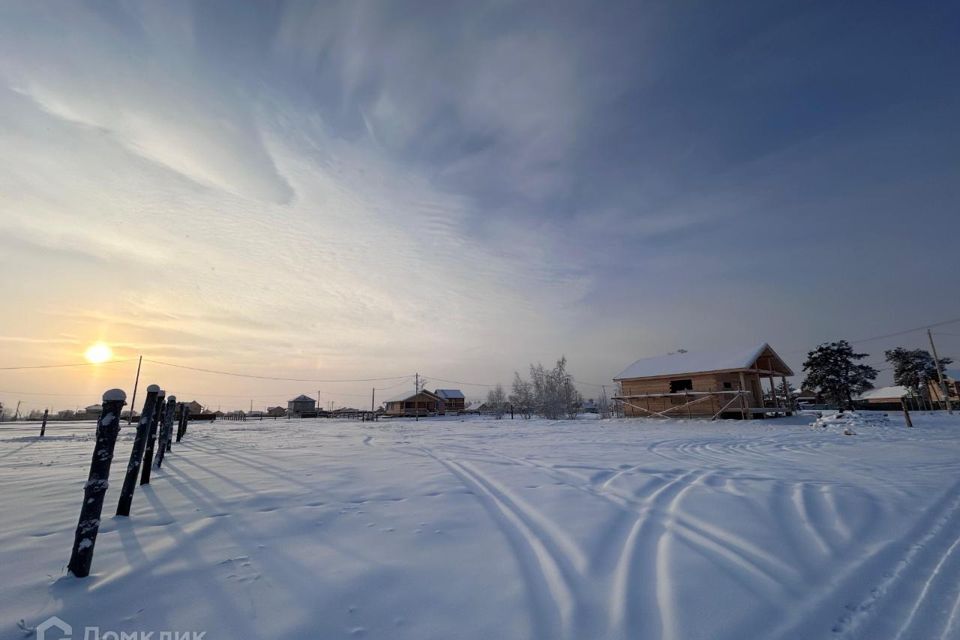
[1, 414, 960, 640]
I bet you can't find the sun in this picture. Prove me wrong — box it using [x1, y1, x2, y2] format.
[84, 342, 113, 364]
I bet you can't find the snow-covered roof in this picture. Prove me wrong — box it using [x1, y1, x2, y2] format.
[434, 389, 465, 399]
[289, 394, 315, 403]
[856, 386, 909, 401]
[614, 343, 793, 380]
[385, 390, 440, 403]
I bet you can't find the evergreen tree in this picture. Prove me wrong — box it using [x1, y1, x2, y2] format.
[802, 340, 878, 410]
[884, 347, 952, 404]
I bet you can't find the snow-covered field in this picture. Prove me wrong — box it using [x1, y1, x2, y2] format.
[2, 413, 960, 640]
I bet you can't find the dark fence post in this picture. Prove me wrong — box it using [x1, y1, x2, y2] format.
[155, 396, 176, 468]
[140, 389, 165, 485]
[164, 401, 174, 453]
[181, 406, 190, 440]
[901, 398, 914, 428]
[175, 404, 186, 442]
[67, 389, 126, 577]
[117, 385, 160, 516]
[40, 409, 49, 437]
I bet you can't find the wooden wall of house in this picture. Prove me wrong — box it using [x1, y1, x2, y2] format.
[619, 371, 765, 417]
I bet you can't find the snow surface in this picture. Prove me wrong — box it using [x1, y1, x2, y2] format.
[2, 413, 960, 640]
[613, 343, 791, 380]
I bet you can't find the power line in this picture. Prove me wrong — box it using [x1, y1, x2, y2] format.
[0, 358, 133, 371]
[142, 358, 411, 383]
[848, 316, 960, 345]
[782, 315, 960, 355]
[421, 375, 498, 388]
[0, 388, 101, 397]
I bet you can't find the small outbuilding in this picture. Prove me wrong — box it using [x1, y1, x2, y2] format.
[613, 343, 795, 419]
[287, 394, 317, 416]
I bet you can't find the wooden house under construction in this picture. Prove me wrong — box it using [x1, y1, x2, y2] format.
[613, 343, 795, 419]
[384, 390, 441, 417]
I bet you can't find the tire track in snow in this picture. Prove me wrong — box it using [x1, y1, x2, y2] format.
[611, 469, 705, 640]
[838, 486, 960, 640]
[418, 448, 575, 640]
[468, 448, 800, 605]
[892, 528, 960, 640]
[769, 478, 960, 640]
[820, 485, 852, 544]
[793, 483, 833, 557]
[942, 581, 960, 640]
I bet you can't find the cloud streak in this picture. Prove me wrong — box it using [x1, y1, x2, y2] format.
[1, 0, 959, 409]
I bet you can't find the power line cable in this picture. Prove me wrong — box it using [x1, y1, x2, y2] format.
[845, 316, 960, 345]
[421, 375, 498, 388]
[142, 358, 411, 383]
[0, 358, 133, 371]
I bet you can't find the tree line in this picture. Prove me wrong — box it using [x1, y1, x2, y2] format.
[482, 356, 599, 420]
[801, 340, 952, 410]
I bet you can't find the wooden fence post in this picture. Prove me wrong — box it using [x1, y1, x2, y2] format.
[174, 403, 183, 442]
[117, 385, 160, 516]
[40, 409, 48, 437]
[901, 398, 914, 428]
[155, 396, 176, 468]
[140, 390, 165, 485]
[67, 389, 126, 577]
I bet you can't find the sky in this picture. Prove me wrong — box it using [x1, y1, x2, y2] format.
[1, 0, 959, 412]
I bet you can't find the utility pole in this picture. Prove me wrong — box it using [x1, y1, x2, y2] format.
[415, 373, 419, 422]
[128, 355, 143, 425]
[928, 329, 953, 413]
[371, 387, 375, 413]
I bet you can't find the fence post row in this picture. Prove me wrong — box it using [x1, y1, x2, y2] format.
[155, 395, 176, 468]
[140, 389, 165, 485]
[117, 385, 160, 517]
[67, 389, 126, 578]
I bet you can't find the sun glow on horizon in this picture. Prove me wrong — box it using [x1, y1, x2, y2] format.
[84, 342, 113, 364]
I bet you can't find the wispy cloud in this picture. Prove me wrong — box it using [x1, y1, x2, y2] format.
[1, 1, 958, 408]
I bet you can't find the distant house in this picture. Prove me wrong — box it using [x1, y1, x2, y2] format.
[434, 389, 466, 414]
[613, 343, 795, 419]
[83, 404, 102, 417]
[266, 406, 286, 418]
[855, 386, 909, 411]
[384, 390, 441, 417]
[184, 401, 204, 415]
[287, 395, 317, 416]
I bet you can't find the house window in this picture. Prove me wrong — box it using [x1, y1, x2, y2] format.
[670, 379, 693, 393]
[723, 382, 732, 390]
